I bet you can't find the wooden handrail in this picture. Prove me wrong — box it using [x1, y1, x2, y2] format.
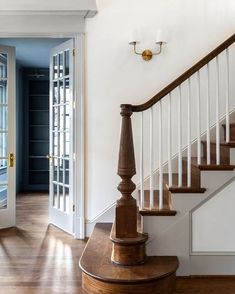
[130, 33, 235, 112]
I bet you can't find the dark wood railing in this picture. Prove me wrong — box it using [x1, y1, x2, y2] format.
[132, 33, 235, 112]
[111, 33, 235, 265]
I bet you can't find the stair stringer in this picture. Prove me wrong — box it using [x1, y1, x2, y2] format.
[143, 170, 235, 276]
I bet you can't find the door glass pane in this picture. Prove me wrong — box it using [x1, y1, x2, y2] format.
[0, 158, 7, 170]
[59, 159, 63, 183]
[53, 184, 58, 207]
[65, 104, 69, 131]
[53, 158, 58, 182]
[0, 80, 7, 104]
[53, 132, 58, 156]
[53, 106, 58, 131]
[59, 132, 64, 158]
[59, 106, 64, 131]
[65, 51, 69, 76]
[59, 53, 64, 78]
[65, 78, 70, 103]
[0, 133, 8, 157]
[59, 185, 63, 210]
[65, 132, 69, 158]
[65, 187, 69, 213]
[53, 56, 58, 80]
[53, 81, 58, 104]
[65, 160, 69, 185]
[0, 185, 7, 210]
[0, 105, 8, 130]
[59, 80, 64, 104]
[0, 54, 7, 79]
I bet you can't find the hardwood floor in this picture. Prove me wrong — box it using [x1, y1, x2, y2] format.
[0, 193, 235, 293]
[0, 193, 87, 294]
[175, 277, 235, 293]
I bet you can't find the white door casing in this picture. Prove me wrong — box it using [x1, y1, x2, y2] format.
[0, 45, 16, 229]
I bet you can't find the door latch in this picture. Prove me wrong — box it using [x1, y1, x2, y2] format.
[8, 153, 15, 167]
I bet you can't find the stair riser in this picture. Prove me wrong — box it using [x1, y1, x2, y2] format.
[202, 142, 230, 164]
[82, 272, 177, 294]
[182, 160, 201, 187]
[223, 124, 235, 141]
[139, 191, 171, 210]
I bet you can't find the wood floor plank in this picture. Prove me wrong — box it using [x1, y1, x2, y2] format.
[0, 193, 86, 293]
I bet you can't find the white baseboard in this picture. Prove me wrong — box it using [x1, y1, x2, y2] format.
[85, 203, 115, 237]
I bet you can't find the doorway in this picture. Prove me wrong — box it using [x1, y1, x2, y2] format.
[0, 38, 76, 235]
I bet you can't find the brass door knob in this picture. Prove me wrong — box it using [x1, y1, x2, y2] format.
[8, 153, 15, 167]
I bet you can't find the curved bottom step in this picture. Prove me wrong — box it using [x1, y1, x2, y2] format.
[79, 223, 179, 294]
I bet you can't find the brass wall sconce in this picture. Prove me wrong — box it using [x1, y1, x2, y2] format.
[129, 30, 166, 61]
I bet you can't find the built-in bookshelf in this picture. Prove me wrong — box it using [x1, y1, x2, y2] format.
[23, 68, 49, 191]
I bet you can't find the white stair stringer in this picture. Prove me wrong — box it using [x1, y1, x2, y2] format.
[143, 169, 235, 276]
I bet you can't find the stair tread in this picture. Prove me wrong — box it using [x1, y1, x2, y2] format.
[79, 223, 179, 283]
[139, 209, 177, 216]
[163, 173, 204, 193]
[222, 123, 235, 127]
[167, 185, 206, 193]
[201, 140, 235, 147]
[190, 157, 235, 170]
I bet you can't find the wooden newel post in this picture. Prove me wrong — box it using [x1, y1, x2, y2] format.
[115, 104, 138, 238]
[110, 104, 147, 265]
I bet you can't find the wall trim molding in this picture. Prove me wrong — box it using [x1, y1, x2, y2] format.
[85, 201, 116, 225]
[190, 175, 235, 256]
[0, 10, 97, 17]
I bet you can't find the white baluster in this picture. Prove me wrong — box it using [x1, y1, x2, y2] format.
[197, 71, 201, 165]
[168, 93, 172, 187]
[206, 64, 211, 165]
[216, 56, 220, 165]
[159, 101, 163, 210]
[140, 112, 144, 210]
[187, 79, 191, 187]
[225, 48, 230, 143]
[149, 107, 154, 209]
[178, 85, 182, 187]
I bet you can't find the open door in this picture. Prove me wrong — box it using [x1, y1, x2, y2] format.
[49, 39, 75, 235]
[0, 45, 16, 229]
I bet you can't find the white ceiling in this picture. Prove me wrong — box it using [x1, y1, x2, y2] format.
[0, 38, 69, 68]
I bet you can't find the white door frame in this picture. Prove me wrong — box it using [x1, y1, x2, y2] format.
[0, 32, 85, 239]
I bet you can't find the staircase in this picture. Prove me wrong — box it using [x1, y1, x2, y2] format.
[79, 34, 235, 293]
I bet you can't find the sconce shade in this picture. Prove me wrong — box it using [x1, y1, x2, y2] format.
[156, 29, 166, 44]
[129, 31, 140, 45]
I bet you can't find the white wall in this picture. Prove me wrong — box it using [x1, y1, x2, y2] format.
[85, 0, 235, 222]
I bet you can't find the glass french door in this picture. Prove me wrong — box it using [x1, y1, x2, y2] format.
[49, 39, 74, 234]
[0, 45, 16, 229]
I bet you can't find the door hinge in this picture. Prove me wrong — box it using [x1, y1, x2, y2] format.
[73, 204, 75, 212]
[73, 100, 76, 109]
[73, 48, 75, 56]
[73, 153, 76, 161]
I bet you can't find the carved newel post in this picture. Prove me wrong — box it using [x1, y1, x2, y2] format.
[116, 104, 137, 238]
[110, 104, 148, 266]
